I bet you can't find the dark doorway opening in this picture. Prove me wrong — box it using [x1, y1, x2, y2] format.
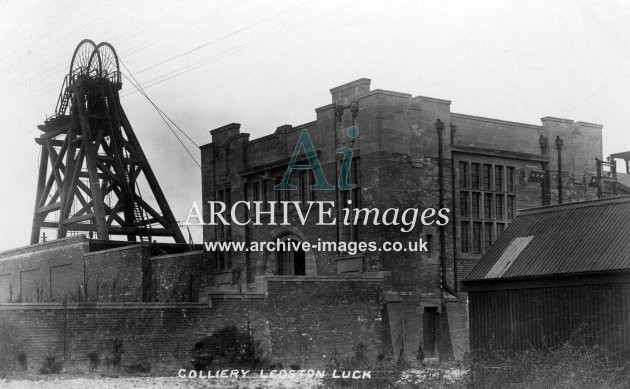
[277, 239, 306, 276]
[423, 307, 438, 359]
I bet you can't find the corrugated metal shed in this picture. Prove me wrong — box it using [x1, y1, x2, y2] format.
[464, 196, 630, 281]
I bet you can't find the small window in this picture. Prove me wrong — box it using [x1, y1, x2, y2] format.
[460, 192, 469, 218]
[472, 192, 480, 218]
[507, 167, 514, 192]
[496, 194, 504, 220]
[495, 166, 504, 192]
[471, 163, 480, 189]
[459, 162, 468, 188]
[253, 182, 260, 202]
[483, 164, 492, 190]
[461, 221, 469, 253]
[473, 222, 482, 254]
[483, 193, 492, 219]
[507, 195, 515, 220]
[497, 223, 506, 237]
[484, 222, 493, 251]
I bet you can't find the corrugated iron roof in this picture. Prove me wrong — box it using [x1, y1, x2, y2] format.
[464, 196, 630, 282]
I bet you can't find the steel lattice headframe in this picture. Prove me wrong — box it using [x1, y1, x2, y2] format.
[31, 40, 185, 244]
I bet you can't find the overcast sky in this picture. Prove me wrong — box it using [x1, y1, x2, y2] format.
[0, 0, 629, 251]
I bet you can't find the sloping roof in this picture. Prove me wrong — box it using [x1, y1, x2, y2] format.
[464, 196, 630, 282]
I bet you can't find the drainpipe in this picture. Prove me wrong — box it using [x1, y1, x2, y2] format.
[450, 123, 458, 294]
[435, 119, 448, 291]
[539, 135, 549, 205]
[555, 136, 563, 204]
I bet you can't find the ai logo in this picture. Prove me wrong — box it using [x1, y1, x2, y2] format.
[275, 126, 359, 191]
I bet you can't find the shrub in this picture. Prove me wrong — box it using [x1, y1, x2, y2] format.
[322, 343, 406, 389]
[16, 352, 27, 370]
[111, 338, 125, 370]
[190, 325, 266, 370]
[87, 352, 99, 372]
[125, 361, 151, 373]
[39, 354, 63, 374]
[0, 316, 23, 373]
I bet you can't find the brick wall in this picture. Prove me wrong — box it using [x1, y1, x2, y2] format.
[265, 276, 385, 367]
[150, 251, 212, 302]
[84, 245, 148, 302]
[0, 301, 266, 372]
[0, 276, 386, 371]
[0, 236, 88, 303]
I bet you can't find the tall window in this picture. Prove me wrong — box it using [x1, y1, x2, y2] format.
[495, 166, 503, 192]
[473, 222, 482, 254]
[215, 187, 232, 270]
[483, 164, 492, 190]
[461, 221, 469, 253]
[459, 162, 515, 254]
[471, 163, 480, 189]
[484, 194, 492, 219]
[340, 158, 361, 243]
[472, 192, 480, 218]
[460, 191, 469, 218]
[459, 162, 468, 188]
[506, 167, 514, 192]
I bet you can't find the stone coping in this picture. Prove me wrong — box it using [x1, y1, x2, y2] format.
[0, 302, 211, 310]
[205, 293, 267, 299]
[265, 275, 385, 282]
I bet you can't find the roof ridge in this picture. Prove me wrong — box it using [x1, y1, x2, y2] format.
[519, 196, 630, 216]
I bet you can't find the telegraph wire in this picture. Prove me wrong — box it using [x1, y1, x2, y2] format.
[132, 0, 310, 76]
[121, 66, 201, 169]
[121, 0, 355, 96]
[119, 0, 250, 59]
[121, 59, 199, 148]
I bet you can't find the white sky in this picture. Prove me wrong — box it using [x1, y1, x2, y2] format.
[0, 0, 629, 251]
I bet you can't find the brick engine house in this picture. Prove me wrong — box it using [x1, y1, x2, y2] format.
[200, 78, 607, 361]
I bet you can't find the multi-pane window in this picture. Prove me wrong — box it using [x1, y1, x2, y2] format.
[215, 187, 232, 270]
[472, 192, 480, 218]
[460, 191, 469, 218]
[459, 162, 468, 188]
[507, 195, 515, 220]
[495, 166, 503, 192]
[461, 221, 469, 253]
[340, 158, 361, 243]
[483, 194, 492, 219]
[483, 164, 492, 190]
[471, 163, 480, 189]
[458, 161, 516, 254]
[496, 194, 504, 220]
[473, 222, 482, 254]
[484, 222, 493, 249]
[299, 171, 308, 204]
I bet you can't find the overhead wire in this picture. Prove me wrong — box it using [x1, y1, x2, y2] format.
[120, 65, 201, 169]
[132, 0, 310, 76]
[121, 0, 355, 96]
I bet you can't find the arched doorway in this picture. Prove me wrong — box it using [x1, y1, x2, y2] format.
[256, 228, 317, 277]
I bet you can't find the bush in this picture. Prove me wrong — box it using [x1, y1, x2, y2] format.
[16, 352, 27, 370]
[111, 338, 125, 370]
[466, 342, 630, 388]
[125, 361, 151, 373]
[39, 354, 63, 374]
[191, 325, 266, 370]
[0, 316, 23, 373]
[87, 352, 99, 372]
[322, 343, 406, 388]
